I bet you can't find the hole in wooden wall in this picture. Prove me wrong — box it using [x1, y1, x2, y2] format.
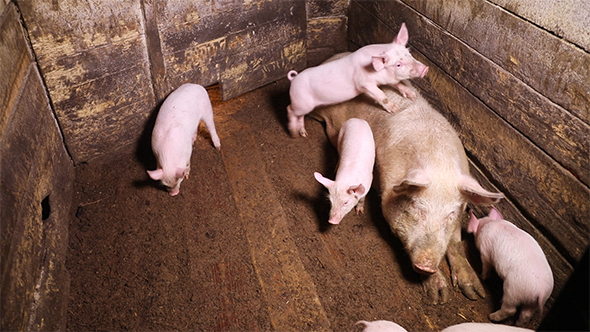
[41, 195, 51, 221]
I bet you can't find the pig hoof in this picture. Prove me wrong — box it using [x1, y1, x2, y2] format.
[422, 271, 450, 304]
[451, 260, 486, 300]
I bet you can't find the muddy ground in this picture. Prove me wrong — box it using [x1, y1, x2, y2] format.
[66, 80, 540, 331]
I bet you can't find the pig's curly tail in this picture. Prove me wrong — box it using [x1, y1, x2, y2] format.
[287, 70, 298, 81]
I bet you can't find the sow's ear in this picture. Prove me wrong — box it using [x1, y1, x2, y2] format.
[458, 175, 504, 204]
[393, 169, 431, 194]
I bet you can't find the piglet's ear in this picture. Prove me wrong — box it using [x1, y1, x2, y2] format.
[393, 22, 409, 46]
[372, 55, 388, 71]
[347, 183, 366, 197]
[488, 206, 503, 220]
[458, 175, 504, 204]
[175, 167, 188, 180]
[147, 169, 164, 181]
[467, 211, 479, 234]
[314, 172, 334, 189]
[393, 169, 430, 194]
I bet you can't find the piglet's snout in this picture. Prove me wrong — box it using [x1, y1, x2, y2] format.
[419, 66, 429, 78]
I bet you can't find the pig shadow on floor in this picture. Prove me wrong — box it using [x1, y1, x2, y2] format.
[302, 139, 340, 233]
[291, 189, 333, 233]
[268, 79, 292, 136]
[363, 189, 422, 284]
[134, 99, 164, 189]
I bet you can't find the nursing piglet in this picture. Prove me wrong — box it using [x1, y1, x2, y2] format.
[468, 207, 553, 326]
[314, 118, 375, 225]
[147, 83, 221, 196]
[286, 23, 428, 137]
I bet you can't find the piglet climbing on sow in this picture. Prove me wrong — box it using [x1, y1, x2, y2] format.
[314, 118, 375, 225]
[286, 23, 428, 137]
[147, 83, 221, 196]
[468, 207, 554, 327]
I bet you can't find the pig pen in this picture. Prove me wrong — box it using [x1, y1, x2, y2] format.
[1, 0, 588, 331]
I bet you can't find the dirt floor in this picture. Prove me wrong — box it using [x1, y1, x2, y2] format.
[66, 80, 542, 331]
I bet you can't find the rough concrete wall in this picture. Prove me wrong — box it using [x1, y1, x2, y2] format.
[0, 2, 75, 331]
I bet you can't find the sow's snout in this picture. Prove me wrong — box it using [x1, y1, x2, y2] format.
[412, 253, 439, 274]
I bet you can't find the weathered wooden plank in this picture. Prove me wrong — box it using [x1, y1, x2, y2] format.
[161, 4, 306, 99]
[0, 64, 74, 332]
[306, 0, 349, 18]
[17, 0, 145, 63]
[51, 63, 155, 163]
[141, 0, 168, 102]
[307, 17, 348, 51]
[220, 38, 306, 100]
[40, 35, 150, 105]
[159, 0, 303, 55]
[0, 2, 33, 141]
[400, 0, 590, 124]
[17, 0, 155, 164]
[488, 0, 590, 52]
[349, 2, 589, 264]
[164, 37, 225, 95]
[352, 1, 589, 186]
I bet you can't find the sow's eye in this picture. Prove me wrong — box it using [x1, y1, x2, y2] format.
[446, 211, 458, 224]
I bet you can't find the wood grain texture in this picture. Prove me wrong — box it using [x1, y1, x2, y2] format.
[0, 2, 33, 141]
[17, 0, 156, 163]
[0, 63, 74, 332]
[488, 0, 590, 52]
[401, 0, 590, 124]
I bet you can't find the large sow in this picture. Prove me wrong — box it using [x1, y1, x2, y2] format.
[311, 71, 504, 303]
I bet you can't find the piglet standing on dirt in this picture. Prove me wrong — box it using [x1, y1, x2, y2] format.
[354, 320, 408, 332]
[286, 23, 428, 137]
[314, 118, 375, 224]
[468, 207, 554, 326]
[147, 83, 221, 196]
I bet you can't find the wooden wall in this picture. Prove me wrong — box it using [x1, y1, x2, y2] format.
[0, 1, 75, 331]
[348, 0, 589, 309]
[15, 0, 348, 164]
